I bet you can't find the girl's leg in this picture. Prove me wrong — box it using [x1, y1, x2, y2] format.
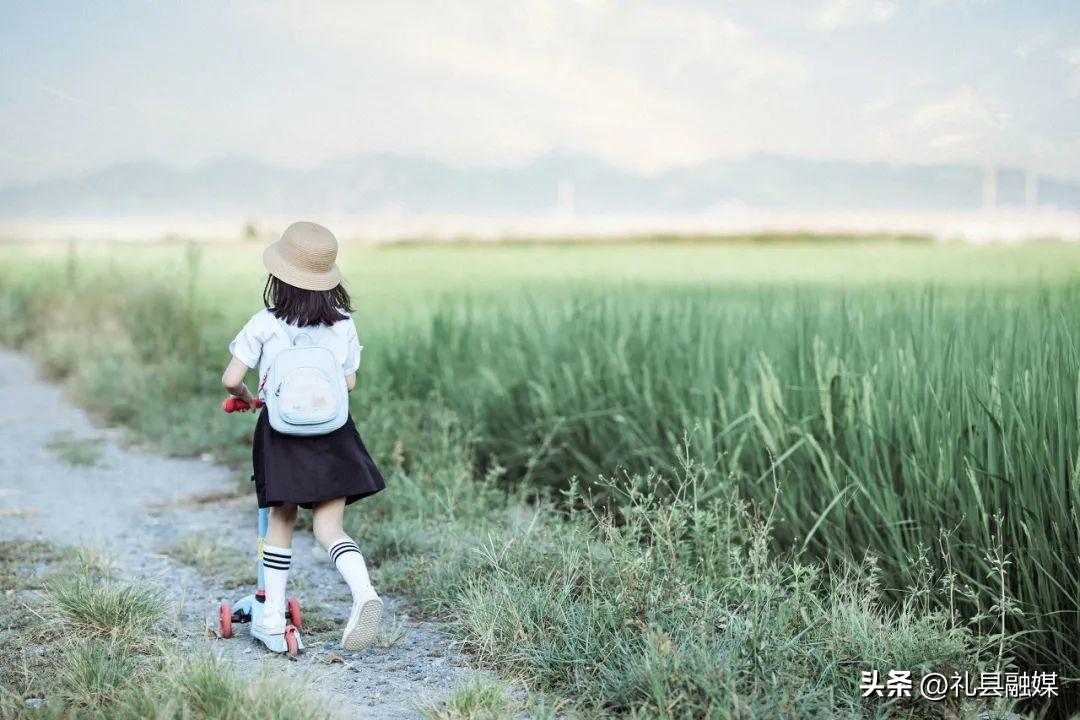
[312, 498, 374, 595]
[267, 502, 297, 546]
[310, 497, 346, 550]
[312, 498, 383, 650]
[259, 503, 297, 634]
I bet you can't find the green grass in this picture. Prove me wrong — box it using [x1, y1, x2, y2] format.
[365, 449, 1004, 719]
[375, 615, 408, 649]
[380, 287, 1080, 679]
[50, 639, 142, 713]
[44, 432, 103, 467]
[44, 575, 163, 646]
[164, 533, 257, 588]
[2, 641, 334, 720]
[2, 237, 1078, 717]
[0, 549, 330, 719]
[0, 541, 61, 593]
[292, 600, 338, 636]
[420, 678, 521, 720]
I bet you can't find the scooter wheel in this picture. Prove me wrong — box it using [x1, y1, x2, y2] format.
[284, 626, 299, 656]
[287, 596, 303, 631]
[219, 600, 233, 639]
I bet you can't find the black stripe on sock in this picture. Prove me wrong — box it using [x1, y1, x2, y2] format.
[329, 540, 358, 553]
[263, 551, 292, 560]
[329, 542, 359, 562]
[330, 548, 358, 562]
[263, 559, 291, 570]
[331, 546, 360, 564]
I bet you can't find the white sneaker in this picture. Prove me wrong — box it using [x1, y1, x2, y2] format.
[342, 587, 383, 651]
[253, 620, 285, 636]
[258, 600, 287, 635]
[255, 606, 286, 637]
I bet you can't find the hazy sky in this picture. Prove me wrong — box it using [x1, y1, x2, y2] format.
[2, 0, 1079, 186]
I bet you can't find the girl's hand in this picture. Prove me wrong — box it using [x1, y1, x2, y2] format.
[230, 390, 257, 411]
[222, 357, 258, 411]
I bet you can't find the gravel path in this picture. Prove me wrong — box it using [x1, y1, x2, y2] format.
[0, 347, 482, 719]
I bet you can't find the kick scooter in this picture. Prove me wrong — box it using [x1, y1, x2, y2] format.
[217, 396, 305, 656]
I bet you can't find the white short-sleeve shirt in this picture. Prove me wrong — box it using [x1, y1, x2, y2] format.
[229, 308, 363, 386]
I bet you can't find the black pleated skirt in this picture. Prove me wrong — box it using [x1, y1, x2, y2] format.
[252, 410, 385, 509]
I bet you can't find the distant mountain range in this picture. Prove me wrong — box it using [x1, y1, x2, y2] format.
[2, 153, 1078, 217]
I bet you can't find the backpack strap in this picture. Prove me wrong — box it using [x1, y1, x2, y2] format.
[258, 311, 293, 402]
[268, 310, 295, 346]
[268, 310, 326, 347]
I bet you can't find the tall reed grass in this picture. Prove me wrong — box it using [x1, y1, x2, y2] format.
[0, 244, 1075, 713]
[380, 288, 1079, 683]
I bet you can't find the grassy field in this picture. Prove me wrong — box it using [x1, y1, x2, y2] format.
[0, 540, 333, 719]
[2, 236, 1078, 718]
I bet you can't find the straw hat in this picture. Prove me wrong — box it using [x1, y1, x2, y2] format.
[263, 221, 343, 291]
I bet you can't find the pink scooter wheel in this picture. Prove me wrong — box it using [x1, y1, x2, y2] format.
[287, 597, 303, 632]
[219, 600, 233, 639]
[284, 625, 299, 656]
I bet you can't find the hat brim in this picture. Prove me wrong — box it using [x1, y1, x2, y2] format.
[263, 243, 342, 291]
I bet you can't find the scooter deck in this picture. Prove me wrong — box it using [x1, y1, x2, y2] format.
[226, 593, 305, 654]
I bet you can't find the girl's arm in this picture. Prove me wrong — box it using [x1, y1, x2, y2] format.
[222, 356, 257, 406]
[345, 372, 356, 392]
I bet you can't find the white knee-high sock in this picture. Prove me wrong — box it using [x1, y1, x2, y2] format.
[261, 543, 292, 632]
[327, 537, 374, 599]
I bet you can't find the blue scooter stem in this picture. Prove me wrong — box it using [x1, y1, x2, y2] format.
[219, 397, 303, 655]
[257, 506, 269, 592]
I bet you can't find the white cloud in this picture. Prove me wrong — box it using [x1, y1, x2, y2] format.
[1061, 45, 1080, 96]
[244, 1, 810, 172]
[811, 0, 897, 31]
[1015, 32, 1052, 60]
[3, 0, 1078, 185]
[869, 86, 1010, 163]
[910, 86, 1006, 133]
[926, 133, 969, 149]
[863, 93, 897, 115]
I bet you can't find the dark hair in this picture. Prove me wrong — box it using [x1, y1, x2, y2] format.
[262, 274, 353, 327]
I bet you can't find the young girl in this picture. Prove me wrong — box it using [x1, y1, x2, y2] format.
[221, 221, 386, 651]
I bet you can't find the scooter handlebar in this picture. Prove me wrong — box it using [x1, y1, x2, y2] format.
[222, 397, 264, 413]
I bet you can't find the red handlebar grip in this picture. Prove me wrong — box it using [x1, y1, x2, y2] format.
[222, 397, 263, 413]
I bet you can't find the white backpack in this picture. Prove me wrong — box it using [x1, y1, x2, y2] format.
[262, 314, 350, 436]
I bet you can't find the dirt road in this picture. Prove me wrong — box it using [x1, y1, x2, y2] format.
[0, 347, 481, 718]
